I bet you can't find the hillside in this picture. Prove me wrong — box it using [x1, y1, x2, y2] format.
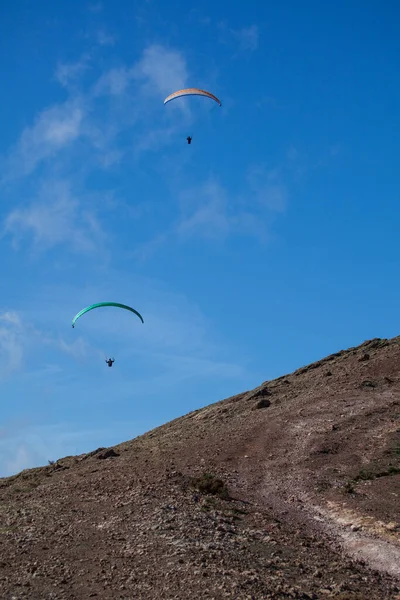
[1, 336, 400, 599]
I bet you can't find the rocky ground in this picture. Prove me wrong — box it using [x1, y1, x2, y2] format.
[1, 336, 399, 599]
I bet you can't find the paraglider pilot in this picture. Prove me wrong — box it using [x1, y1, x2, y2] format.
[186, 136, 192, 144]
[105, 358, 115, 367]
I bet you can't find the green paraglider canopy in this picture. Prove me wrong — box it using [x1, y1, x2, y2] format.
[71, 302, 144, 328]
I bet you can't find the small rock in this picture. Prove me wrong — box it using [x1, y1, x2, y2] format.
[97, 448, 120, 460]
[360, 379, 377, 388]
[254, 398, 271, 409]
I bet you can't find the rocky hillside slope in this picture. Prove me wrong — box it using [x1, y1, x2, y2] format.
[1, 336, 400, 599]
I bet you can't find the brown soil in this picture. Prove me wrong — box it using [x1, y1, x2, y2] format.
[1, 336, 400, 599]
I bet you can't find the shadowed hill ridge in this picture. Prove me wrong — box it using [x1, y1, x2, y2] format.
[1, 336, 400, 599]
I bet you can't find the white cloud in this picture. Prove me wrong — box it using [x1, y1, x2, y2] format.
[133, 44, 188, 99]
[43, 109, 83, 144]
[3, 180, 105, 253]
[0, 311, 22, 327]
[92, 44, 192, 157]
[4, 100, 84, 179]
[89, 45, 188, 156]
[94, 67, 132, 96]
[1, 43, 191, 186]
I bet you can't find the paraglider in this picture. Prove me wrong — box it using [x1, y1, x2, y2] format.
[71, 302, 144, 328]
[164, 88, 221, 144]
[163, 88, 222, 107]
[71, 302, 144, 366]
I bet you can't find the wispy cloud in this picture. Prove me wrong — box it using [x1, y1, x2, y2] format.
[96, 30, 116, 46]
[91, 44, 191, 153]
[0, 312, 22, 327]
[0, 424, 103, 476]
[0, 270, 254, 476]
[2, 43, 190, 187]
[140, 351, 247, 385]
[94, 66, 132, 96]
[3, 180, 106, 253]
[133, 167, 287, 258]
[55, 336, 93, 360]
[55, 57, 91, 90]
[30, 273, 245, 370]
[0, 420, 156, 477]
[0, 307, 98, 382]
[3, 443, 35, 475]
[178, 168, 287, 240]
[285, 143, 341, 179]
[0, 39, 261, 477]
[246, 165, 288, 212]
[0, 309, 89, 382]
[231, 25, 259, 52]
[3, 100, 85, 180]
[88, 2, 102, 13]
[133, 163, 289, 257]
[177, 178, 232, 240]
[0, 311, 28, 379]
[133, 44, 188, 99]
[218, 22, 260, 55]
[1, 42, 208, 263]
[133, 232, 170, 261]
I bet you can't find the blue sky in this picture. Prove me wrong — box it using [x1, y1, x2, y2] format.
[1, 0, 399, 476]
